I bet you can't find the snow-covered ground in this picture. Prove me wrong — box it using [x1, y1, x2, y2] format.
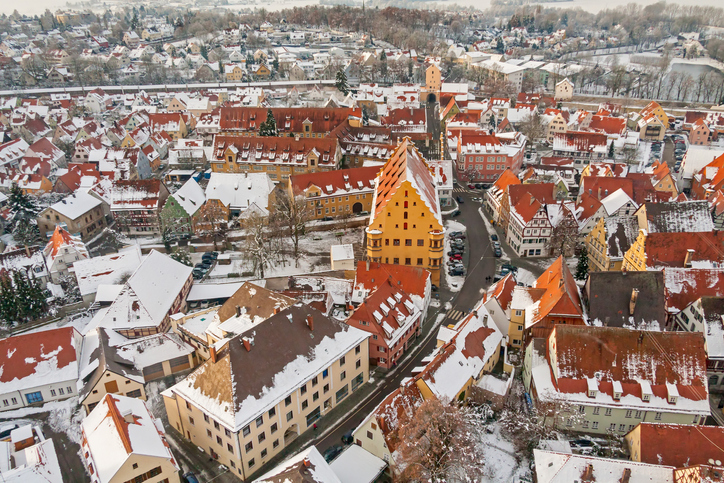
[443, 220, 467, 292]
[479, 422, 531, 482]
[515, 267, 538, 287]
[21, 310, 96, 336]
[207, 227, 364, 280]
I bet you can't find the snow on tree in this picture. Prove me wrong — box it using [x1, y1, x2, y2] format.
[335, 69, 350, 96]
[0, 270, 48, 325]
[7, 182, 41, 247]
[170, 248, 193, 267]
[259, 108, 278, 136]
[244, 210, 279, 279]
[395, 398, 486, 482]
[272, 191, 312, 268]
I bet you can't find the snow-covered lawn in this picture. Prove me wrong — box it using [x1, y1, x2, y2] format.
[443, 220, 467, 292]
[207, 227, 364, 280]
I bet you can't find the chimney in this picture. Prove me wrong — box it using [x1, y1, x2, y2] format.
[529, 196, 534, 205]
[306, 315, 314, 331]
[684, 249, 695, 268]
[366, 260, 370, 271]
[581, 464, 595, 482]
[619, 468, 631, 483]
[274, 306, 280, 314]
[25, 244, 31, 258]
[235, 305, 241, 317]
[121, 407, 134, 424]
[242, 338, 251, 351]
[210, 345, 217, 363]
[597, 187, 601, 199]
[303, 458, 311, 468]
[629, 289, 639, 315]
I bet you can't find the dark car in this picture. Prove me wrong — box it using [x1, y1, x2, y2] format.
[202, 251, 218, 261]
[194, 263, 208, 270]
[192, 270, 205, 280]
[475, 183, 484, 189]
[431, 284, 438, 292]
[449, 268, 465, 276]
[448, 250, 463, 256]
[494, 248, 502, 257]
[183, 472, 200, 483]
[491, 234, 498, 241]
[450, 231, 465, 238]
[501, 263, 518, 272]
[342, 430, 354, 445]
[451, 209, 461, 217]
[323, 445, 344, 462]
[456, 196, 465, 203]
[321, 216, 334, 221]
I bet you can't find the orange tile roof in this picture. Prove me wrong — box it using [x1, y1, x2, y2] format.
[354, 261, 430, 299]
[588, 115, 627, 135]
[290, 166, 378, 195]
[371, 138, 440, 224]
[530, 256, 584, 325]
[580, 176, 634, 200]
[0, 327, 78, 385]
[212, 135, 338, 167]
[490, 168, 520, 192]
[371, 383, 423, 452]
[576, 191, 603, 221]
[486, 272, 517, 310]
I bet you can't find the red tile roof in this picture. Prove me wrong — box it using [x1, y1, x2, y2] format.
[0, 327, 79, 386]
[588, 115, 627, 135]
[532, 256, 584, 324]
[580, 176, 634, 200]
[643, 231, 724, 268]
[290, 166, 378, 196]
[633, 423, 724, 467]
[219, 107, 360, 133]
[552, 325, 707, 395]
[354, 261, 430, 300]
[212, 135, 339, 167]
[663, 268, 724, 313]
[381, 108, 427, 127]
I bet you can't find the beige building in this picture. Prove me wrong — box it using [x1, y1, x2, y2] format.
[554, 78, 573, 101]
[82, 394, 180, 483]
[585, 216, 639, 272]
[163, 305, 370, 480]
[38, 192, 107, 241]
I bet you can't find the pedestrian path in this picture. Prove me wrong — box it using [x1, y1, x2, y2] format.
[453, 187, 467, 193]
[446, 309, 468, 321]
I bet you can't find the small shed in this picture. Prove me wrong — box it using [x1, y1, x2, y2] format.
[330, 244, 355, 271]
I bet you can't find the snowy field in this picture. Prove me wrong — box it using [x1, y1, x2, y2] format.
[479, 423, 532, 482]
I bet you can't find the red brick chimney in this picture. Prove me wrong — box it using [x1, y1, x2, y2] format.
[306, 315, 314, 331]
[242, 338, 251, 351]
[210, 346, 217, 363]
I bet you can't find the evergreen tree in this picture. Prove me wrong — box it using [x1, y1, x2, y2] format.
[0, 275, 17, 325]
[575, 246, 589, 281]
[200, 44, 208, 60]
[608, 141, 615, 158]
[259, 109, 277, 136]
[379, 50, 387, 80]
[335, 69, 349, 96]
[8, 183, 39, 221]
[12, 218, 40, 247]
[362, 108, 369, 127]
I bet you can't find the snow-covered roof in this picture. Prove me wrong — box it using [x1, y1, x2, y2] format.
[330, 244, 354, 261]
[600, 188, 635, 216]
[329, 444, 387, 483]
[0, 439, 63, 483]
[205, 172, 274, 211]
[533, 450, 674, 483]
[254, 446, 340, 483]
[81, 394, 179, 483]
[46, 192, 103, 220]
[168, 178, 205, 217]
[73, 245, 143, 299]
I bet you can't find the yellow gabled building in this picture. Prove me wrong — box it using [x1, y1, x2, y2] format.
[366, 139, 444, 285]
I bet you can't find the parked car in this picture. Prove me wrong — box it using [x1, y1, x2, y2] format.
[342, 430, 354, 445]
[475, 183, 484, 189]
[493, 241, 501, 249]
[450, 231, 466, 239]
[431, 284, 438, 292]
[472, 197, 482, 203]
[449, 268, 465, 276]
[494, 248, 502, 257]
[321, 216, 334, 221]
[456, 196, 465, 204]
[202, 251, 218, 261]
[451, 209, 461, 217]
[491, 234, 498, 241]
[468, 184, 476, 190]
[448, 249, 463, 256]
[449, 254, 463, 261]
[501, 262, 518, 272]
[183, 472, 200, 483]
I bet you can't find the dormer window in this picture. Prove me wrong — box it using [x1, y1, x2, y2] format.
[612, 380, 623, 400]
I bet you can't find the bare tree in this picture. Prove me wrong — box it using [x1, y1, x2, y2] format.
[272, 191, 313, 267]
[547, 213, 579, 257]
[518, 111, 545, 144]
[396, 398, 486, 483]
[244, 210, 278, 279]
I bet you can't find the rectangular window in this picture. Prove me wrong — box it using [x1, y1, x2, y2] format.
[323, 369, 329, 378]
[324, 383, 330, 393]
[243, 425, 250, 437]
[285, 396, 292, 406]
[393, 239, 400, 246]
[268, 407, 276, 418]
[593, 407, 600, 415]
[625, 410, 632, 418]
[255, 416, 263, 427]
[273, 439, 279, 449]
[258, 432, 266, 443]
[605, 408, 612, 416]
[592, 422, 599, 429]
[336, 385, 349, 403]
[25, 392, 43, 404]
[286, 411, 293, 422]
[340, 356, 346, 366]
[50, 389, 56, 397]
[655, 412, 662, 420]
[245, 442, 253, 452]
[302, 400, 308, 410]
[249, 459, 255, 468]
[271, 423, 278, 433]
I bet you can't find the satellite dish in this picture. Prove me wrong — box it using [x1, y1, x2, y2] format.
[710, 459, 716, 465]
[717, 460, 722, 466]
